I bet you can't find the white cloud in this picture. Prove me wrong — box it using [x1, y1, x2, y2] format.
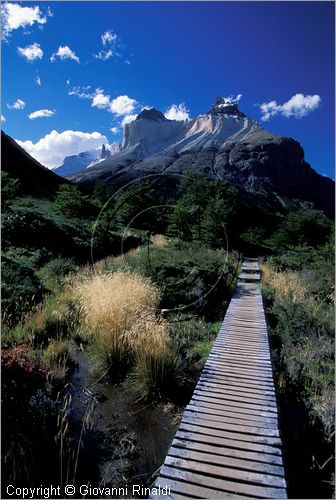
[17, 42, 43, 61]
[121, 114, 137, 127]
[7, 98, 26, 110]
[110, 95, 137, 116]
[29, 109, 55, 120]
[94, 49, 114, 61]
[1, 3, 50, 39]
[92, 93, 110, 109]
[17, 129, 107, 169]
[165, 103, 190, 121]
[223, 94, 242, 104]
[35, 75, 41, 86]
[68, 85, 94, 99]
[51, 45, 79, 63]
[93, 29, 125, 61]
[260, 93, 321, 121]
[101, 30, 117, 46]
[1, 115, 6, 123]
[110, 126, 119, 134]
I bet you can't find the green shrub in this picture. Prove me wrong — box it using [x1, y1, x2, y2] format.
[1, 252, 45, 326]
[113, 241, 238, 319]
[261, 260, 334, 438]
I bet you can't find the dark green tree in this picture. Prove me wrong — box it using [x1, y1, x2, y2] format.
[53, 184, 90, 219]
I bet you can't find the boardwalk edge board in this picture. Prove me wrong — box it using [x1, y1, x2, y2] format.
[150, 259, 287, 499]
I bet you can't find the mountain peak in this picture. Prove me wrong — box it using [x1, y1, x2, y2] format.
[209, 96, 245, 117]
[136, 108, 167, 121]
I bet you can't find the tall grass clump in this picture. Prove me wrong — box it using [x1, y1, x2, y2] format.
[75, 271, 180, 395]
[127, 315, 181, 400]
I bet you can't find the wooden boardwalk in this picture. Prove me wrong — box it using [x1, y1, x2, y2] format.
[151, 259, 287, 499]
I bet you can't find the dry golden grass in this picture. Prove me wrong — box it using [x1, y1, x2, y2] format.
[261, 263, 310, 303]
[76, 271, 159, 332]
[150, 234, 167, 248]
[75, 271, 178, 391]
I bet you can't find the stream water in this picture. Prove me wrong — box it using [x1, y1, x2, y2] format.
[64, 348, 180, 498]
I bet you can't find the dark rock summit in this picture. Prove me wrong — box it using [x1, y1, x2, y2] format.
[209, 96, 246, 117]
[136, 108, 167, 121]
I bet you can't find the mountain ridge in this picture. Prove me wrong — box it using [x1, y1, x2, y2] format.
[69, 97, 334, 217]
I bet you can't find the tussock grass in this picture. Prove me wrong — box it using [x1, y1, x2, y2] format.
[150, 234, 167, 248]
[75, 271, 180, 396]
[127, 315, 181, 400]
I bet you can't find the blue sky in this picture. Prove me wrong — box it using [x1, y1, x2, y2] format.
[1, 1, 335, 177]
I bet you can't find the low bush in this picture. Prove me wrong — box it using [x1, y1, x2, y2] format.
[108, 241, 238, 320]
[1, 252, 45, 326]
[261, 261, 334, 438]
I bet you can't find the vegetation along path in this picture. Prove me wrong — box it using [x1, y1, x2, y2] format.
[151, 258, 287, 499]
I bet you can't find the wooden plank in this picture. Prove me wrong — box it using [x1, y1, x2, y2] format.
[190, 394, 278, 415]
[187, 401, 278, 420]
[164, 455, 286, 489]
[175, 430, 282, 456]
[152, 477, 250, 499]
[172, 438, 284, 466]
[196, 384, 277, 401]
[160, 466, 286, 499]
[168, 446, 285, 477]
[178, 423, 282, 446]
[201, 368, 274, 384]
[184, 408, 279, 429]
[203, 367, 274, 382]
[198, 373, 275, 391]
[181, 414, 280, 438]
[194, 384, 276, 401]
[193, 387, 277, 405]
[206, 359, 273, 372]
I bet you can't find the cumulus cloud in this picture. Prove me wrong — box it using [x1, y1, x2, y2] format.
[28, 109, 55, 120]
[17, 42, 43, 61]
[1, 115, 6, 122]
[102, 30, 118, 46]
[121, 114, 137, 127]
[92, 92, 110, 109]
[1, 2, 50, 39]
[69, 85, 138, 125]
[35, 75, 41, 86]
[51, 45, 79, 63]
[110, 95, 137, 116]
[17, 129, 107, 169]
[7, 98, 26, 110]
[110, 126, 119, 134]
[165, 103, 190, 121]
[260, 93, 321, 121]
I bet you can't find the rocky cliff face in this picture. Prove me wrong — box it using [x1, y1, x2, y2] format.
[70, 98, 334, 216]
